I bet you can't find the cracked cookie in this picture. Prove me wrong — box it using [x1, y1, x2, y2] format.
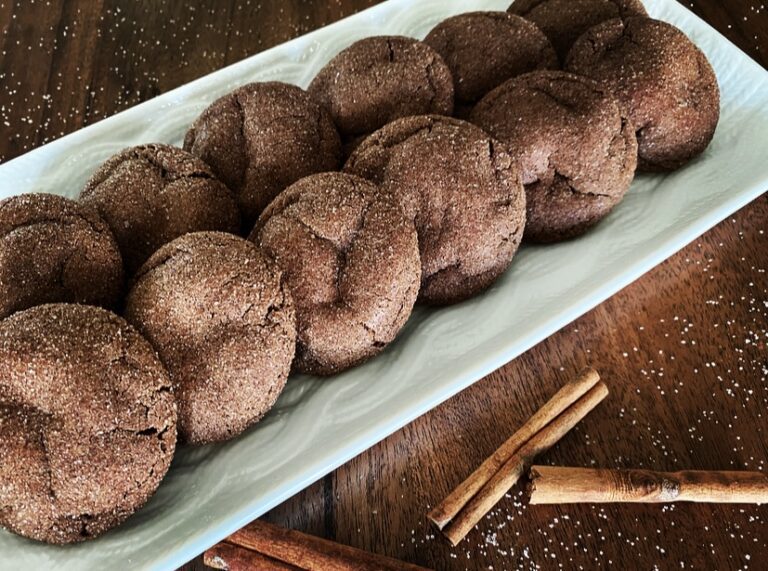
[0, 303, 176, 544]
[508, 0, 647, 63]
[471, 70, 637, 242]
[566, 17, 720, 171]
[250, 172, 420, 376]
[344, 115, 525, 305]
[81, 143, 241, 275]
[308, 36, 454, 151]
[125, 232, 296, 444]
[424, 12, 558, 116]
[183, 82, 342, 226]
[0, 193, 123, 319]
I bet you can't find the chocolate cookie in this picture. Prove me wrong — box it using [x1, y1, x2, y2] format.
[0, 193, 123, 319]
[183, 82, 342, 225]
[508, 0, 648, 62]
[250, 172, 420, 376]
[125, 232, 296, 444]
[471, 71, 637, 242]
[566, 17, 720, 171]
[424, 12, 558, 114]
[472, 71, 637, 242]
[0, 303, 176, 544]
[308, 36, 454, 147]
[81, 143, 241, 275]
[345, 115, 525, 305]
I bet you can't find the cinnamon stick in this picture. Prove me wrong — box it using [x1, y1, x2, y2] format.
[441, 380, 609, 546]
[428, 368, 601, 530]
[223, 520, 432, 571]
[529, 466, 768, 504]
[205, 542, 301, 570]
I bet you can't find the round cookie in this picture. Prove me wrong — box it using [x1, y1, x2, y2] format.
[81, 143, 241, 275]
[508, 0, 648, 62]
[471, 71, 637, 242]
[308, 36, 454, 147]
[424, 12, 558, 115]
[345, 115, 525, 304]
[250, 172, 420, 376]
[0, 193, 123, 319]
[566, 17, 720, 171]
[125, 232, 296, 445]
[0, 303, 176, 544]
[183, 82, 342, 226]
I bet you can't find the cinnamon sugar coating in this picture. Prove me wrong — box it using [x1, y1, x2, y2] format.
[566, 17, 720, 171]
[345, 115, 525, 304]
[81, 143, 241, 275]
[251, 172, 420, 376]
[184, 82, 342, 225]
[125, 232, 296, 444]
[424, 11, 557, 111]
[0, 304, 176, 544]
[0, 193, 123, 318]
[508, 0, 648, 62]
[309, 36, 454, 148]
[471, 70, 637, 242]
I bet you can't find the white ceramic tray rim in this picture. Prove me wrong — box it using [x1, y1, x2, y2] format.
[0, 0, 767, 569]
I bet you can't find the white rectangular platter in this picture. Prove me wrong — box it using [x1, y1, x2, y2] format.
[1, 0, 767, 569]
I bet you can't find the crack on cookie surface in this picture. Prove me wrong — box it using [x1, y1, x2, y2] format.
[253, 173, 420, 374]
[346, 115, 525, 305]
[0, 304, 177, 544]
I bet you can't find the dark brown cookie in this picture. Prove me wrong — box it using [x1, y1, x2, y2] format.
[125, 232, 296, 444]
[0, 193, 123, 318]
[566, 17, 720, 171]
[0, 303, 176, 544]
[471, 71, 637, 242]
[424, 12, 558, 110]
[508, 0, 648, 62]
[183, 82, 342, 225]
[345, 115, 525, 305]
[308, 36, 454, 147]
[250, 172, 420, 376]
[80, 143, 241, 275]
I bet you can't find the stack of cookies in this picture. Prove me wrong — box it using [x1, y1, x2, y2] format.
[0, 0, 719, 544]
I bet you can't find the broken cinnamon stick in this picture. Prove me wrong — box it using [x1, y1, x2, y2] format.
[428, 368, 601, 531]
[529, 466, 768, 504]
[217, 520, 432, 571]
[440, 381, 608, 545]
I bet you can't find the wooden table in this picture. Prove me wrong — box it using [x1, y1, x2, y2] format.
[2, 1, 766, 569]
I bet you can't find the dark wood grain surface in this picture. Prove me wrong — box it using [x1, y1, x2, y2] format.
[1, 1, 766, 570]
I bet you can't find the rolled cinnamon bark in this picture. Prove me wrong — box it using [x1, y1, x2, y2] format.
[205, 542, 301, 571]
[529, 466, 768, 504]
[440, 379, 609, 546]
[221, 520, 432, 571]
[428, 368, 601, 530]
